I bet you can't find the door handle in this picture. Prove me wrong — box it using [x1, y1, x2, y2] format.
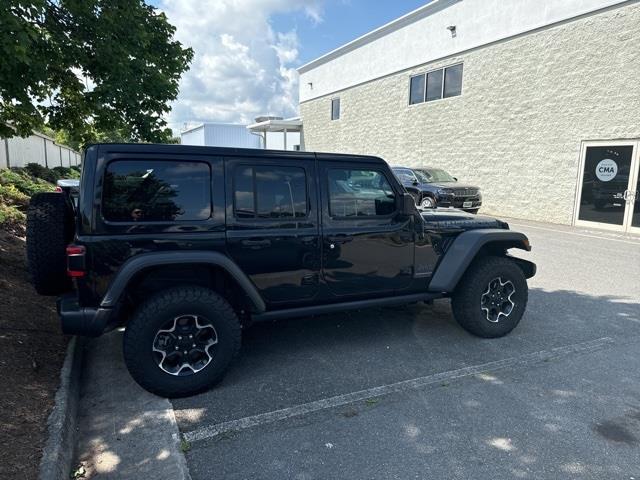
[241, 239, 271, 248]
[623, 190, 637, 201]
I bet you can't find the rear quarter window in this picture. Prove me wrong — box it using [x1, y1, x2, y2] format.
[102, 160, 211, 222]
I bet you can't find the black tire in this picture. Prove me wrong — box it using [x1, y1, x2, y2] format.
[26, 192, 74, 295]
[418, 195, 436, 209]
[123, 286, 241, 398]
[451, 256, 528, 338]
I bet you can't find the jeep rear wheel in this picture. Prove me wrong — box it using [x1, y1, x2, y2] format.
[451, 256, 528, 338]
[26, 192, 74, 295]
[123, 286, 241, 398]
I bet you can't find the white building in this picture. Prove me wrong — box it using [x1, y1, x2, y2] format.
[180, 123, 261, 149]
[298, 0, 640, 234]
[181, 120, 302, 151]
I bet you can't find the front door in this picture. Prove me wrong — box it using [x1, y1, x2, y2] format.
[575, 141, 640, 233]
[319, 161, 414, 297]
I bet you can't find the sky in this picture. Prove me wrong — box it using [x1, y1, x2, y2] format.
[153, 0, 430, 133]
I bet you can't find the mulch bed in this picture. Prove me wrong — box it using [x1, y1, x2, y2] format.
[0, 226, 69, 479]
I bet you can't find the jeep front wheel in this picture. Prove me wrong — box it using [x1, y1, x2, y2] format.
[123, 286, 241, 398]
[451, 256, 528, 338]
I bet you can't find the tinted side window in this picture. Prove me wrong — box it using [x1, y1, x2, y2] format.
[234, 166, 254, 218]
[393, 169, 416, 183]
[233, 165, 307, 219]
[102, 160, 211, 222]
[328, 169, 396, 217]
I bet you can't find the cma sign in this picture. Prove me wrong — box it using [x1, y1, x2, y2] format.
[595, 159, 617, 182]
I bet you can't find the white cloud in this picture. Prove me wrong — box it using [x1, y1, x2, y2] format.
[159, 0, 323, 133]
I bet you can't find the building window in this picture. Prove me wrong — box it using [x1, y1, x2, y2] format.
[409, 74, 425, 105]
[102, 160, 211, 222]
[233, 165, 307, 219]
[426, 69, 444, 102]
[408, 63, 463, 105]
[331, 97, 340, 120]
[444, 64, 463, 98]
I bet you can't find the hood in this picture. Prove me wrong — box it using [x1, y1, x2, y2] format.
[420, 208, 509, 231]
[423, 181, 478, 190]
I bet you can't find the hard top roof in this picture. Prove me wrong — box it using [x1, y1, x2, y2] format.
[85, 143, 386, 164]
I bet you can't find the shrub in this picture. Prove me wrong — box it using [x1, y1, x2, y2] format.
[24, 162, 58, 183]
[0, 203, 26, 225]
[0, 166, 60, 231]
[0, 183, 30, 208]
[52, 166, 81, 179]
[0, 169, 54, 197]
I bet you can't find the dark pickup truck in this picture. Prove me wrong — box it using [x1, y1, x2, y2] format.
[26, 144, 535, 397]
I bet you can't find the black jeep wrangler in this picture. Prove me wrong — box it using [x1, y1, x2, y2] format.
[26, 144, 535, 398]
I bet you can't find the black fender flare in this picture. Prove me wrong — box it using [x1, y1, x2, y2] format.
[100, 251, 266, 313]
[427, 229, 534, 293]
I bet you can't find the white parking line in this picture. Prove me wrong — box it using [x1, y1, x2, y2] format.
[507, 223, 640, 245]
[183, 337, 614, 444]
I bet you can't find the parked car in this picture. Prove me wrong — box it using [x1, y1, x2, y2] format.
[392, 166, 482, 213]
[26, 144, 535, 398]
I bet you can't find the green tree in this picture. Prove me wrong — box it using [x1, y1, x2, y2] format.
[0, 0, 193, 145]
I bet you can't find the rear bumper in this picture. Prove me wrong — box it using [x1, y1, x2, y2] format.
[57, 293, 115, 337]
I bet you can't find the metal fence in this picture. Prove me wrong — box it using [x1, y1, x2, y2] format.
[0, 131, 81, 169]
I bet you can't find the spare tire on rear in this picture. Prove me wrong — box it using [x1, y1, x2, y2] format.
[26, 192, 74, 295]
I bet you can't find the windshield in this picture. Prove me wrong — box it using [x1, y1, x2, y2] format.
[414, 168, 456, 183]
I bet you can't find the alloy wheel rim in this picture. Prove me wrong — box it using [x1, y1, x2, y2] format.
[152, 315, 218, 376]
[420, 197, 434, 208]
[480, 277, 515, 323]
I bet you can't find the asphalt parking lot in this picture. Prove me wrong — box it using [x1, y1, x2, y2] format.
[75, 219, 640, 479]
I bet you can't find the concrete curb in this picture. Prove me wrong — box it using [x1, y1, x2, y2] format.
[38, 336, 84, 480]
[169, 408, 193, 480]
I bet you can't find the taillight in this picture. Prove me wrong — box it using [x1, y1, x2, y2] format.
[66, 245, 86, 278]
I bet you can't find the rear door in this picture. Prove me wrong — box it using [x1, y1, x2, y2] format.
[225, 155, 321, 306]
[318, 158, 414, 297]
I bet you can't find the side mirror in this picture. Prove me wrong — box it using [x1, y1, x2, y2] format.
[453, 177, 458, 182]
[400, 193, 417, 216]
[412, 180, 419, 186]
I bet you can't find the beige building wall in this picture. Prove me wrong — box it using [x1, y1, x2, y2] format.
[300, 2, 640, 224]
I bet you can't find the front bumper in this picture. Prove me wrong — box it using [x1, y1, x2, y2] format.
[437, 194, 482, 210]
[57, 293, 115, 337]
